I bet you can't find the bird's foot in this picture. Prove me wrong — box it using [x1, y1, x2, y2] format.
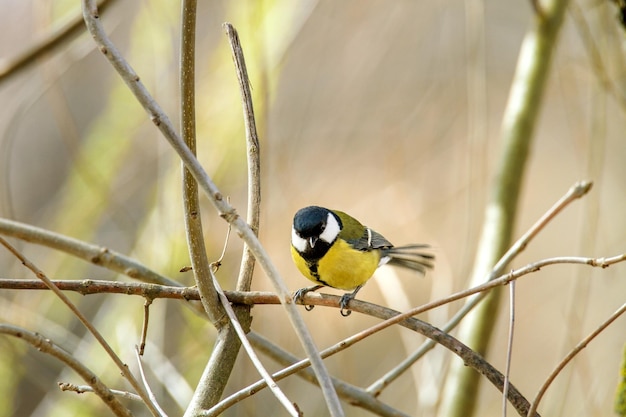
[293, 285, 323, 311]
[339, 293, 354, 317]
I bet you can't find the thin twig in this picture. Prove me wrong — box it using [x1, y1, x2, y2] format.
[209, 265, 299, 416]
[503, 281, 516, 417]
[214, 222, 231, 269]
[139, 298, 152, 356]
[367, 180, 592, 396]
[526, 302, 626, 416]
[80, 3, 341, 412]
[241, 332, 411, 417]
[494, 181, 592, 270]
[134, 346, 169, 417]
[0, 0, 116, 83]
[0, 237, 164, 417]
[58, 382, 143, 402]
[223, 23, 262, 293]
[0, 324, 133, 417]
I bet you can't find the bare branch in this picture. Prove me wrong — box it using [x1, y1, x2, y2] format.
[0, 325, 132, 417]
[5, 252, 622, 416]
[134, 346, 168, 417]
[0, 0, 116, 83]
[220, 332, 412, 417]
[223, 23, 262, 294]
[2, 251, 623, 308]
[213, 299, 539, 417]
[527, 302, 626, 416]
[0, 278, 199, 298]
[368, 180, 593, 396]
[80, 2, 341, 412]
[0, 218, 178, 286]
[178, 0, 224, 327]
[503, 281, 516, 417]
[0, 237, 163, 417]
[209, 266, 298, 416]
[139, 299, 152, 356]
[440, 0, 572, 413]
[58, 382, 142, 402]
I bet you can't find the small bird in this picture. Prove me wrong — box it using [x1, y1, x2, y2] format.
[291, 206, 433, 316]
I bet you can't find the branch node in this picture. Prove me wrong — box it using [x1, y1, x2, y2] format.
[220, 209, 239, 223]
[90, 247, 109, 264]
[150, 114, 162, 126]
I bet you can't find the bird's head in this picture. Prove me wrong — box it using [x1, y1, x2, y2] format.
[291, 206, 342, 257]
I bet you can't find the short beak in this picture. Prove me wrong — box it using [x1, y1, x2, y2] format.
[308, 236, 318, 248]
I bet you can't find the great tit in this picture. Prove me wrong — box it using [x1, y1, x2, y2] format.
[291, 206, 433, 316]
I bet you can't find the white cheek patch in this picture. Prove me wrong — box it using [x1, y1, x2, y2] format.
[292, 227, 308, 252]
[319, 212, 340, 244]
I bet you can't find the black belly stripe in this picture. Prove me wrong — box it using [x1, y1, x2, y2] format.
[307, 261, 330, 287]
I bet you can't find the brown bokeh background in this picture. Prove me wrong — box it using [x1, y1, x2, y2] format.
[1, 1, 625, 416]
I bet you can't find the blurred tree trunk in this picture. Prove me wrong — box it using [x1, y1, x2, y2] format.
[437, 1, 570, 416]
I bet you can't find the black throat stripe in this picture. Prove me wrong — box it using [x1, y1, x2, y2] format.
[307, 261, 330, 287]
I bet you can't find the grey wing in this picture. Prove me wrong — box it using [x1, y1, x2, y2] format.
[349, 228, 393, 251]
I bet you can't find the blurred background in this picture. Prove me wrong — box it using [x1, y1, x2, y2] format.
[1, 0, 625, 416]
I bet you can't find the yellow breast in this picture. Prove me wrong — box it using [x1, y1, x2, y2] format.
[291, 239, 381, 291]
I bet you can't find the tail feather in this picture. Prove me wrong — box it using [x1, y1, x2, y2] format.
[381, 244, 434, 273]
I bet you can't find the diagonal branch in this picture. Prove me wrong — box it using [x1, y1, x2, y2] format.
[527, 302, 626, 416]
[0, 324, 132, 417]
[0, 217, 177, 286]
[3, 251, 624, 416]
[210, 266, 298, 416]
[81, 2, 342, 414]
[0, 0, 117, 83]
[367, 180, 592, 396]
[0, 237, 165, 416]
